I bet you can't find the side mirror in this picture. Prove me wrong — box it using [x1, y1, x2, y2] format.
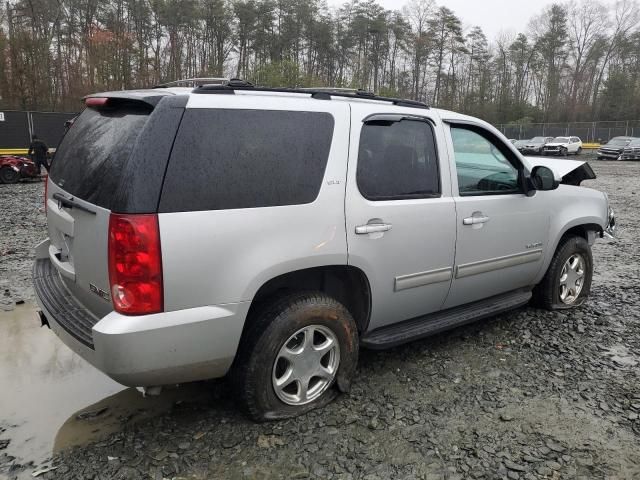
[530, 166, 559, 192]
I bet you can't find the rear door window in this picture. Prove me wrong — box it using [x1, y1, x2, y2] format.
[159, 109, 335, 212]
[49, 106, 151, 209]
[356, 118, 440, 200]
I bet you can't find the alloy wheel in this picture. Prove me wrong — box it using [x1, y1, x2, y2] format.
[558, 253, 586, 304]
[272, 325, 340, 406]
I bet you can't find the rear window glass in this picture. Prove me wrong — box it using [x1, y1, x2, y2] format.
[50, 106, 150, 209]
[159, 109, 334, 212]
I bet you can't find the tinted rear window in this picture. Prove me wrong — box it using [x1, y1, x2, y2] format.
[159, 109, 334, 212]
[49, 106, 150, 209]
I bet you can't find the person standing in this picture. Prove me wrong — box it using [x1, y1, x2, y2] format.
[28, 134, 49, 175]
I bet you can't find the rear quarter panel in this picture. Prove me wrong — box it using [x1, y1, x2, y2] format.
[159, 95, 351, 311]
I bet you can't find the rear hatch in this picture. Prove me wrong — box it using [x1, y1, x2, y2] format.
[46, 99, 154, 318]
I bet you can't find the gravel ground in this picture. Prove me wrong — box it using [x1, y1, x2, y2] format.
[1, 159, 640, 480]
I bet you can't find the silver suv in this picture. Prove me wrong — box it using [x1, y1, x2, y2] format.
[33, 82, 615, 420]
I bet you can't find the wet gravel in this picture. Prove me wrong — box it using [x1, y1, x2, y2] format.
[1, 159, 639, 480]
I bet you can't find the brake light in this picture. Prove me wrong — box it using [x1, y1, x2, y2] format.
[108, 214, 163, 315]
[85, 97, 109, 107]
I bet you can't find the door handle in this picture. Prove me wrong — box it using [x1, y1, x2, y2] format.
[463, 215, 490, 226]
[355, 223, 392, 235]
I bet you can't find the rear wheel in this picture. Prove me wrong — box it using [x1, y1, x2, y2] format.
[233, 292, 359, 421]
[533, 235, 593, 310]
[576, 147, 583, 155]
[0, 167, 20, 184]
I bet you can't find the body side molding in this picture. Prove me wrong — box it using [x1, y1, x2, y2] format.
[456, 249, 543, 279]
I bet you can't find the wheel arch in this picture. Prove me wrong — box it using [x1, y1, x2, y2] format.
[536, 218, 603, 285]
[244, 265, 372, 336]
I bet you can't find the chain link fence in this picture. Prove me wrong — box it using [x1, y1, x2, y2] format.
[0, 109, 77, 150]
[497, 121, 640, 143]
[3, 110, 639, 149]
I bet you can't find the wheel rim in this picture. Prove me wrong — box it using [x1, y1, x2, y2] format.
[558, 253, 586, 305]
[272, 325, 340, 406]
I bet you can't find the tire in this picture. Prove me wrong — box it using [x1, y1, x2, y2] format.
[232, 291, 359, 421]
[533, 235, 593, 310]
[560, 147, 568, 156]
[0, 167, 20, 184]
[576, 147, 582, 155]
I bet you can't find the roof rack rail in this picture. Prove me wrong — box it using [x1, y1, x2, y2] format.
[153, 77, 229, 89]
[191, 81, 429, 110]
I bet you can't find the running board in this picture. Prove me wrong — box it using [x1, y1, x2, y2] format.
[361, 290, 532, 350]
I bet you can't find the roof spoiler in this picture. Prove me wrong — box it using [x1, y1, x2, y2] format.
[83, 90, 179, 108]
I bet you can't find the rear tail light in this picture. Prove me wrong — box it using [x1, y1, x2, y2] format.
[108, 214, 163, 315]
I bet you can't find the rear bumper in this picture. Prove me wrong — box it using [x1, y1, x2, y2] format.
[33, 241, 249, 387]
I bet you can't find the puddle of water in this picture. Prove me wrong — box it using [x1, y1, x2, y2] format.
[0, 304, 211, 476]
[600, 344, 639, 368]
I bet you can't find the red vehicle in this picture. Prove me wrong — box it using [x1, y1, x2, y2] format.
[0, 155, 40, 184]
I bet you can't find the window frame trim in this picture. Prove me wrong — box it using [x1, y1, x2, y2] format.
[355, 114, 443, 202]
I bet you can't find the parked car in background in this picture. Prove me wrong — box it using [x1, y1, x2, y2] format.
[512, 139, 530, 151]
[33, 82, 614, 420]
[543, 137, 583, 156]
[520, 136, 554, 155]
[597, 136, 636, 160]
[619, 138, 640, 161]
[0, 155, 40, 183]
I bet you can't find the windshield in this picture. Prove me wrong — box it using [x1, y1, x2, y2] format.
[530, 137, 546, 143]
[608, 137, 633, 146]
[552, 137, 569, 143]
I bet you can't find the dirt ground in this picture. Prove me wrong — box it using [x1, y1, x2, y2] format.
[0, 159, 639, 480]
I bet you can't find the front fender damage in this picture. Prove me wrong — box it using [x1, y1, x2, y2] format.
[525, 157, 597, 186]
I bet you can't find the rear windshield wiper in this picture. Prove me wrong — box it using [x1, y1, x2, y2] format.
[52, 193, 96, 215]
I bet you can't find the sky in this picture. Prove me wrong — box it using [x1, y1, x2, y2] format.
[326, 0, 617, 39]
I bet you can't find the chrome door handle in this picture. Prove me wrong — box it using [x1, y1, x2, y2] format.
[463, 215, 490, 226]
[355, 223, 392, 235]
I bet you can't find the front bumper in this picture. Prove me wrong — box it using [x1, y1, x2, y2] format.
[521, 147, 542, 154]
[542, 148, 564, 155]
[33, 247, 249, 387]
[604, 207, 616, 239]
[597, 149, 622, 160]
[619, 151, 640, 161]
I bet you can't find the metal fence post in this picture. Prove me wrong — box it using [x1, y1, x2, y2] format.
[27, 112, 34, 140]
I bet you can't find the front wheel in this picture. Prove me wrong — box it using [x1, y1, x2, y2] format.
[0, 167, 20, 184]
[233, 292, 359, 421]
[560, 147, 568, 156]
[533, 235, 593, 310]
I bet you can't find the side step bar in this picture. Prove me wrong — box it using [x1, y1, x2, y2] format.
[361, 290, 532, 350]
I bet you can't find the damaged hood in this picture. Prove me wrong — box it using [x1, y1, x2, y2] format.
[524, 157, 597, 185]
